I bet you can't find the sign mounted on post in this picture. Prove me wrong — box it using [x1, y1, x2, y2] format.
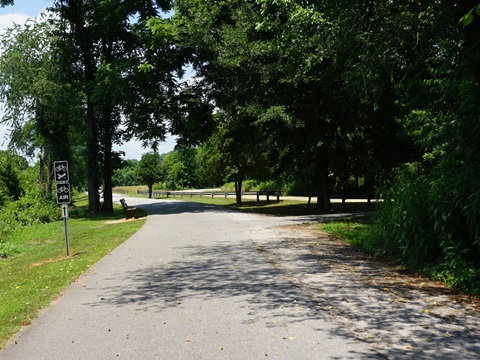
[61, 203, 69, 219]
[54, 161, 69, 183]
[56, 182, 71, 204]
[54, 160, 71, 256]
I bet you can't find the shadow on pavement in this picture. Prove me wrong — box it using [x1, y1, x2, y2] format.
[85, 234, 383, 359]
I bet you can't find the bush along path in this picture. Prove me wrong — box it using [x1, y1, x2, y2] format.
[250, 223, 480, 359]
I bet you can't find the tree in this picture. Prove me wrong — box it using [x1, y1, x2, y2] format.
[0, 150, 28, 205]
[162, 148, 201, 190]
[173, 1, 369, 209]
[53, 0, 182, 213]
[172, 0, 280, 204]
[357, 0, 480, 291]
[112, 159, 140, 187]
[136, 152, 163, 198]
[0, 15, 84, 197]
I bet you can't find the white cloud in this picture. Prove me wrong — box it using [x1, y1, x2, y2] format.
[113, 135, 178, 160]
[0, 13, 31, 32]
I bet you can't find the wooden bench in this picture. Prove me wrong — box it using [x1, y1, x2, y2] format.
[120, 198, 136, 219]
[331, 193, 373, 209]
[243, 191, 281, 203]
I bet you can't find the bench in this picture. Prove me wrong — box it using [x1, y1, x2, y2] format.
[331, 193, 373, 209]
[243, 191, 281, 203]
[120, 198, 136, 219]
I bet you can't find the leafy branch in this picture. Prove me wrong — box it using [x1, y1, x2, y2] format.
[460, 4, 480, 26]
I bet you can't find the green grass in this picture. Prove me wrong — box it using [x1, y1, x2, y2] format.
[174, 197, 320, 216]
[0, 195, 146, 349]
[153, 195, 374, 216]
[319, 219, 373, 248]
[112, 185, 149, 197]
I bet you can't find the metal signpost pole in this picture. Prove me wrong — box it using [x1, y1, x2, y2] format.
[54, 161, 71, 257]
[62, 203, 70, 256]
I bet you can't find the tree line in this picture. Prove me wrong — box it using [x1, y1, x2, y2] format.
[1, 1, 479, 290]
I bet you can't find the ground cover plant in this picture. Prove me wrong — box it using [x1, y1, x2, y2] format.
[0, 195, 146, 349]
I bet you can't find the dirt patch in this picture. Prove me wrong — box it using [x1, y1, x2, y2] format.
[104, 218, 143, 225]
[30, 256, 70, 268]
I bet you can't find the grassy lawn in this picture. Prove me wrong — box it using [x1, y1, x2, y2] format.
[186, 197, 375, 216]
[0, 195, 146, 349]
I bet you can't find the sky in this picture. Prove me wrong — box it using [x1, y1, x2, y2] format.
[0, 0, 177, 160]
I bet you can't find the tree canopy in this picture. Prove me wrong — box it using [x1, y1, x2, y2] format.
[1, 0, 479, 290]
[136, 152, 163, 198]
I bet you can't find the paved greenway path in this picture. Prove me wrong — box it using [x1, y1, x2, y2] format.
[1, 196, 479, 359]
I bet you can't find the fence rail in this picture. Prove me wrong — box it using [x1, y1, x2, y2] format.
[136, 190, 281, 202]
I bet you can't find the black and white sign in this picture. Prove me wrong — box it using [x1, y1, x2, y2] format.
[56, 182, 71, 204]
[54, 160, 71, 256]
[54, 161, 69, 183]
[61, 203, 69, 218]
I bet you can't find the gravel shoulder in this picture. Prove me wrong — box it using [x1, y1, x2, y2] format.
[250, 223, 480, 359]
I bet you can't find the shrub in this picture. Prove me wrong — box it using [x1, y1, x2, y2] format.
[0, 192, 60, 256]
[374, 152, 480, 294]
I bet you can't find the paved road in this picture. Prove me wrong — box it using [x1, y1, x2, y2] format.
[0, 196, 380, 359]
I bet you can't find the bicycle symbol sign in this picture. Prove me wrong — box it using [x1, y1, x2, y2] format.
[54, 160, 71, 204]
[57, 185, 70, 194]
[54, 161, 69, 182]
[56, 182, 71, 204]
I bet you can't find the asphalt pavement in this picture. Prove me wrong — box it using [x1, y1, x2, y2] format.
[0, 196, 379, 360]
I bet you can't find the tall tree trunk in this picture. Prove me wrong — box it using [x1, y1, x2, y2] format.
[315, 143, 332, 212]
[86, 103, 100, 212]
[234, 170, 243, 205]
[103, 142, 114, 212]
[47, 161, 53, 198]
[39, 145, 46, 195]
[102, 110, 114, 213]
[62, 0, 100, 213]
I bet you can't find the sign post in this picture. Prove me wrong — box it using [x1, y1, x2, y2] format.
[61, 203, 70, 256]
[54, 161, 71, 256]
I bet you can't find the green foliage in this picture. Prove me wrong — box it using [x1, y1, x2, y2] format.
[0, 152, 61, 254]
[162, 148, 200, 190]
[112, 159, 140, 187]
[460, 4, 480, 26]
[0, 151, 27, 205]
[222, 180, 256, 192]
[0, 192, 59, 256]
[320, 220, 373, 251]
[135, 152, 163, 197]
[197, 143, 225, 187]
[0, 0, 14, 7]
[0, 16, 82, 169]
[372, 0, 480, 294]
[374, 164, 435, 264]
